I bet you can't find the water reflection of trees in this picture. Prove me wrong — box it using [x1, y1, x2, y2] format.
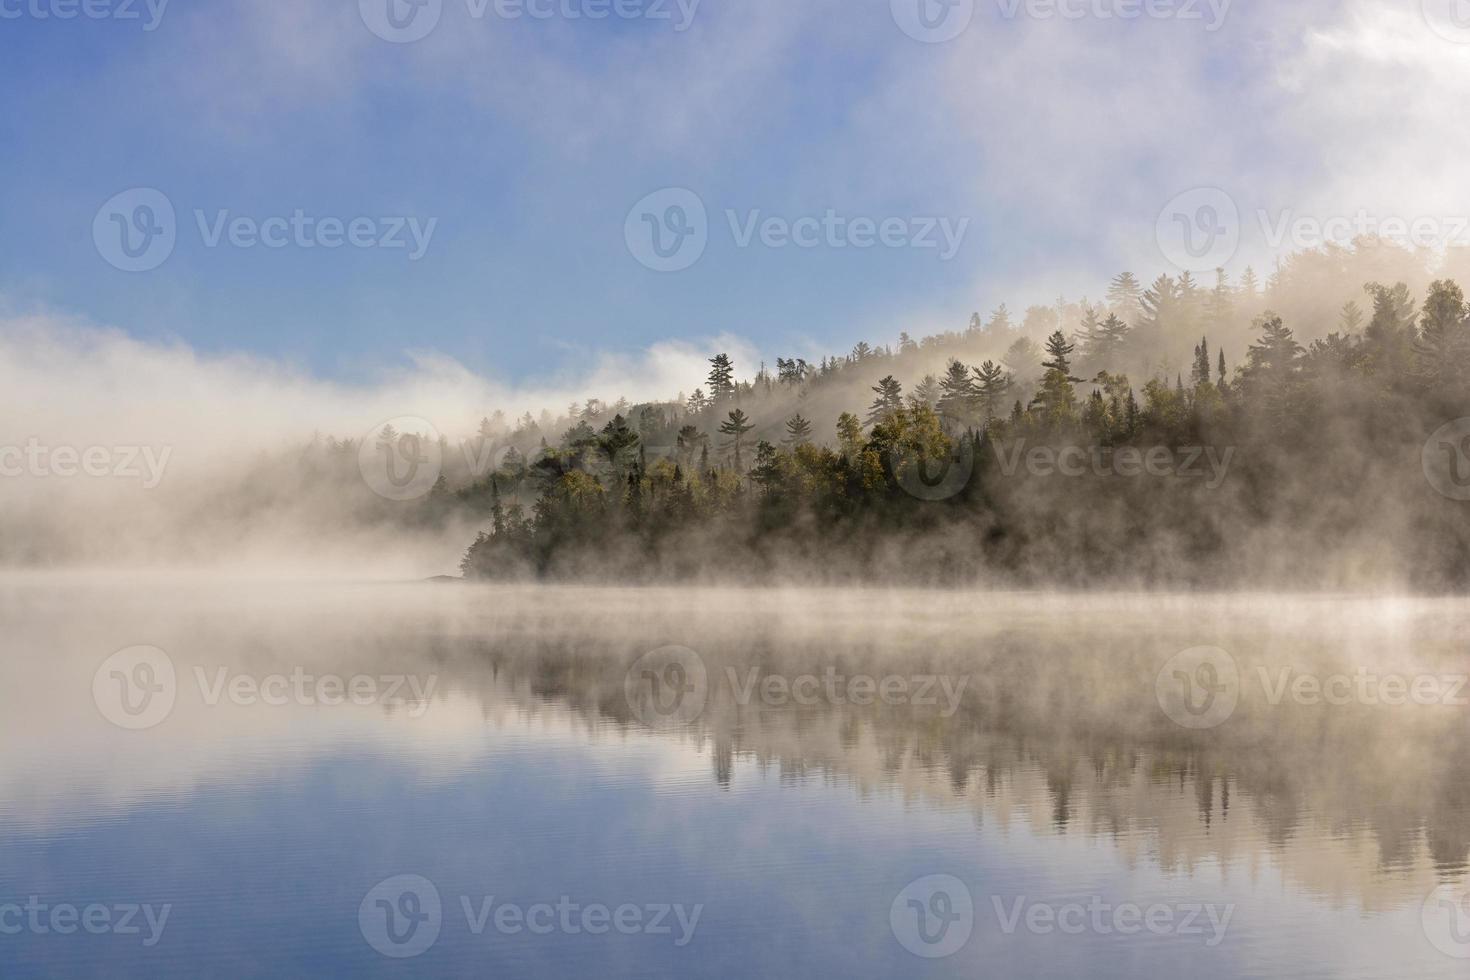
[382, 590, 1470, 907]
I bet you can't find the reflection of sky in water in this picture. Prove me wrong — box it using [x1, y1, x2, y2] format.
[0, 580, 1466, 978]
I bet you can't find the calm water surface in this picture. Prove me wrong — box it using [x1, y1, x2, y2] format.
[1, 577, 1467, 978]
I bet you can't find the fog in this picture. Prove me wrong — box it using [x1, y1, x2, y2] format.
[2, 238, 1468, 585]
[5, 578, 1466, 910]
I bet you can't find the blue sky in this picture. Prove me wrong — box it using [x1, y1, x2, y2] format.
[0, 0, 1465, 390]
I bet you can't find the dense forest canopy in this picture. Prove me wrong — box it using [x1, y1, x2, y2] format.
[423, 242, 1470, 588]
[20, 239, 1463, 586]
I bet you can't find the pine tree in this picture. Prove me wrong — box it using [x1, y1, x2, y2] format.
[1041, 330, 1078, 378]
[1107, 272, 1143, 325]
[718, 408, 754, 470]
[1414, 279, 1469, 389]
[866, 375, 904, 426]
[937, 359, 978, 423]
[783, 414, 813, 446]
[1192, 336, 1211, 386]
[973, 360, 1012, 422]
[1363, 282, 1418, 382]
[707, 354, 737, 402]
[1242, 314, 1304, 424]
[1076, 304, 1103, 356]
[1238, 266, 1260, 301]
[912, 374, 940, 408]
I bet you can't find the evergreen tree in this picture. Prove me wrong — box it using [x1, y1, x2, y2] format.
[1107, 272, 1143, 325]
[987, 304, 1014, 333]
[1041, 330, 1079, 378]
[866, 375, 905, 426]
[1238, 266, 1260, 302]
[1192, 337, 1211, 386]
[783, 414, 814, 446]
[1363, 282, 1418, 381]
[1242, 314, 1304, 425]
[707, 354, 737, 402]
[597, 414, 640, 475]
[973, 361, 1012, 422]
[718, 408, 754, 470]
[937, 359, 978, 423]
[1414, 279, 1469, 389]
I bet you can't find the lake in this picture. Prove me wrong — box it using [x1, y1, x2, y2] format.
[1, 575, 1467, 978]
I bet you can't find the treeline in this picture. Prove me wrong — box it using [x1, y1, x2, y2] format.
[452, 265, 1470, 589]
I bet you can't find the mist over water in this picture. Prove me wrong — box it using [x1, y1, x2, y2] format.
[3, 577, 1466, 977]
